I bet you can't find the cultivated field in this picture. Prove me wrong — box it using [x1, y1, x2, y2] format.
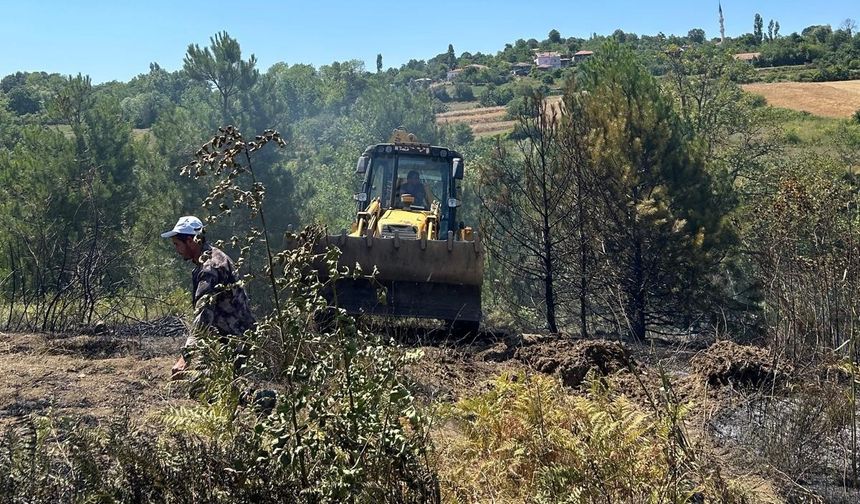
[440, 82, 860, 133]
[436, 95, 564, 137]
[436, 105, 513, 137]
[743, 80, 860, 117]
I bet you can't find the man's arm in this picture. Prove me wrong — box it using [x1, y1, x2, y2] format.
[172, 269, 219, 377]
[424, 184, 434, 206]
[182, 269, 220, 352]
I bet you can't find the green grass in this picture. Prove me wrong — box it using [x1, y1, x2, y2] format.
[767, 106, 854, 146]
[445, 100, 481, 112]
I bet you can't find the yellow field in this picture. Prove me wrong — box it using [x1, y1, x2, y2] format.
[742, 80, 860, 117]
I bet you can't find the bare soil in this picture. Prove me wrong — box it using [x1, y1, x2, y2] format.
[0, 330, 191, 428]
[2, 326, 856, 502]
[0, 328, 796, 425]
[0, 328, 648, 426]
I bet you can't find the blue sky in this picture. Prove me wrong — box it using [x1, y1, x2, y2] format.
[1, 1, 857, 83]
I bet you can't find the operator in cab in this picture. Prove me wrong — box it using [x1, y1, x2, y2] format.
[398, 170, 434, 208]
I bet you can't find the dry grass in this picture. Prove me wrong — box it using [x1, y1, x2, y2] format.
[0, 332, 188, 428]
[473, 121, 518, 137]
[742, 80, 860, 117]
[436, 105, 507, 124]
[436, 96, 564, 138]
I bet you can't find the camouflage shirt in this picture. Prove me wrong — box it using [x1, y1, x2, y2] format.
[186, 244, 255, 346]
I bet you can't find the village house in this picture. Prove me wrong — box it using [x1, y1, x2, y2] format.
[446, 64, 489, 81]
[573, 50, 594, 64]
[534, 51, 562, 70]
[510, 62, 533, 76]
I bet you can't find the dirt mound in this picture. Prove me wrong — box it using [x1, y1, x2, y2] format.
[691, 340, 791, 388]
[45, 335, 144, 359]
[514, 338, 633, 387]
[405, 345, 523, 402]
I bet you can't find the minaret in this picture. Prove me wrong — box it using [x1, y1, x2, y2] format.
[719, 2, 726, 44]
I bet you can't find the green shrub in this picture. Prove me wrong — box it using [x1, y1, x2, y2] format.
[442, 122, 474, 147]
[506, 96, 532, 119]
[451, 82, 474, 101]
[479, 83, 515, 107]
[432, 85, 450, 102]
[783, 129, 803, 144]
[746, 94, 768, 108]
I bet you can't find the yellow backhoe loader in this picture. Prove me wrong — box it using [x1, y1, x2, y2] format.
[319, 130, 483, 331]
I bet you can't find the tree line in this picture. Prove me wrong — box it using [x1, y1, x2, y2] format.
[0, 29, 858, 361]
[0, 31, 450, 331]
[476, 42, 860, 358]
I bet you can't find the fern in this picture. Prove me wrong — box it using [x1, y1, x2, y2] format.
[436, 371, 752, 503]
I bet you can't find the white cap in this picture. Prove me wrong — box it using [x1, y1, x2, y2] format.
[161, 216, 204, 238]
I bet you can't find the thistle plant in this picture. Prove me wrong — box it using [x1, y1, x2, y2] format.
[175, 125, 437, 503]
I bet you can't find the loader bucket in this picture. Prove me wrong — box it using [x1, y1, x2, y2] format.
[320, 232, 484, 323]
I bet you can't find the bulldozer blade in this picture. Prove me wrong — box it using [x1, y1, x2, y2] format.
[324, 234, 483, 285]
[318, 234, 484, 322]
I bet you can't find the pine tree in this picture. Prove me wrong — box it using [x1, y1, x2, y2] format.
[446, 44, 457, 70]
[477, 95, 578, 333]
[577, 42, 732, 340]
[754, 14, 764, 44]
[184, 31, 258, 124]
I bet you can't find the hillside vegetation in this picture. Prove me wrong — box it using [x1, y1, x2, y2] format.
[1, 19, 860, 503]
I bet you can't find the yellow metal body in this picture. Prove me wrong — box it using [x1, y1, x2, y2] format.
[351, 198, 441, 241]
[323, 131, 483, 324]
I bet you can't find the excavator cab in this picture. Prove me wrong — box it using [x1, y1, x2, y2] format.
[355, 141, 461, 235]
[320, 130, 483, 330]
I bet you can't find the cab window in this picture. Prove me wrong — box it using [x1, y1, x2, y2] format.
[394, 156, 447, 210]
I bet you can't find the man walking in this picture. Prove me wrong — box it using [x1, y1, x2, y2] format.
[161, 216, 255, 377]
